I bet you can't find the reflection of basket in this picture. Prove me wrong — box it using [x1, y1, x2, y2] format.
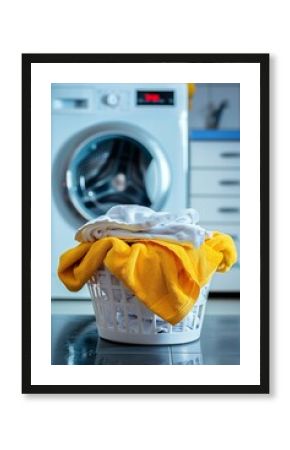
[87, 268, 210, 345]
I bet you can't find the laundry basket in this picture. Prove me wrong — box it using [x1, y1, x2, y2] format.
[87, 268, 210, 345]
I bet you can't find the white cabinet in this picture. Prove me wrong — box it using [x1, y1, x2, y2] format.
[190, 197, 240, 224]
[190, 169, 240, 196]
[189, 141, 240, 168]
[189, 139, 240, 293]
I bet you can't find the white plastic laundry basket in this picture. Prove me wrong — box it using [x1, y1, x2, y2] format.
[87, 268, 210, 345]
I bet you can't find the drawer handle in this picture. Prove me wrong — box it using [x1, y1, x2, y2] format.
[220, 152, 240, 158]
[219, 179, 240, 186]
[218, 207, 240, 214]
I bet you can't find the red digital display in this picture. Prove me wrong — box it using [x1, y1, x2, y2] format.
[144, 93, 161, 103]
[137, 90, 174, 106]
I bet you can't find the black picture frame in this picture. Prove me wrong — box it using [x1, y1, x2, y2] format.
[22, 53, 269, 394]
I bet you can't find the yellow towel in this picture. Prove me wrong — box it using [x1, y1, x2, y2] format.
[58, 232, 237, 325]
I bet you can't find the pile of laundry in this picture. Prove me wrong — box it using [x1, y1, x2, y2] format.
[58, 205, 237, 325]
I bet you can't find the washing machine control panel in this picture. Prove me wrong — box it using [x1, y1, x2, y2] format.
[97, 89, 175, 110]
[52, 85, 179, 115]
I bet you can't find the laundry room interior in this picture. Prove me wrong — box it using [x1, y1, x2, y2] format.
[52, 83, 240, 365]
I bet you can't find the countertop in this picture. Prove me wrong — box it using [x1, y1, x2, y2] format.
[51, 312, 240, 365]
[189, 129, 240, 141]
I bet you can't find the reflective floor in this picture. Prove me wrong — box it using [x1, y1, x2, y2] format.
[51, 314, 240, 365]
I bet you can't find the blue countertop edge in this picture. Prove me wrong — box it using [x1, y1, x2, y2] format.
[189, 129, 240, 141]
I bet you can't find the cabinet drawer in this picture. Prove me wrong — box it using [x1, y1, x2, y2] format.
[206, 224, 240, 264]
[190, 169, 240, 195]
[190, 141, 240, 168]
[210, 266, 240, 292]
[190, 197, 240, 223]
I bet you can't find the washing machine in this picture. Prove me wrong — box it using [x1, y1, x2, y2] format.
[51, 83, 188, 298]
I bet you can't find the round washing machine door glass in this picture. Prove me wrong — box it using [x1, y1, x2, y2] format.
[62, 123, 171, 223]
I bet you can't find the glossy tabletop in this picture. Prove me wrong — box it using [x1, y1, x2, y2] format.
[51, 313, 240, 365]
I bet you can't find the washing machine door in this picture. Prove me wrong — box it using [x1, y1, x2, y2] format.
[55, 122, 171, 225]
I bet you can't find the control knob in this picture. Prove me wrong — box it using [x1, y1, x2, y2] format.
[105, 93, 119, 107]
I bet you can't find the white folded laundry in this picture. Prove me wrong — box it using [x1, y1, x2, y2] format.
[76, 204, 199, 238]
[80, 225, 210, 248]
[75, 204, 211, 247]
